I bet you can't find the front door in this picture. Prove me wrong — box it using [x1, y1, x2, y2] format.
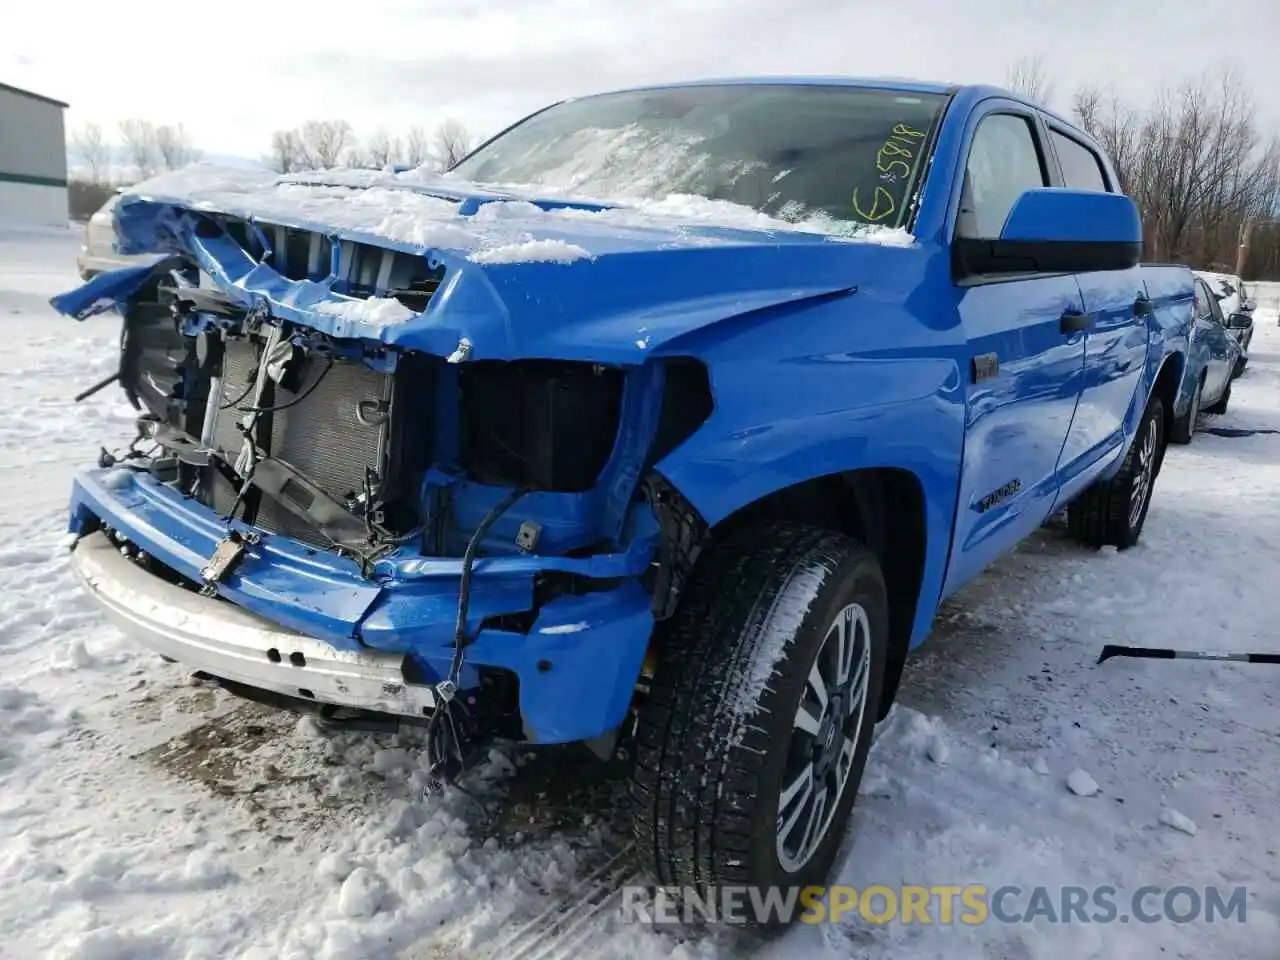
[944, 108, 1087, 596]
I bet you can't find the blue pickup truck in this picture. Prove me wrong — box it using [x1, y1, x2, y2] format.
[53, 77, 1194, 920]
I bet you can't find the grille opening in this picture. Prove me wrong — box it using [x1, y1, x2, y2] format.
[387, 272, 445, 312]
[459, 361, 625, 492]
[222, 218, 263, 260]
[207, 216, 442, 311]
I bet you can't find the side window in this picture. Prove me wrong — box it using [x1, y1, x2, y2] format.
[960, 114, 1047, 238]
[1195, 281, 1220, 323]
[1050, 131, 1110, 192]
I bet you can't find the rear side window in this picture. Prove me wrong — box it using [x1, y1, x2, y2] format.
[1194, 280, 1220, 322]
[961, 114, 1047, 238]
[1051, 131, 1110, 192]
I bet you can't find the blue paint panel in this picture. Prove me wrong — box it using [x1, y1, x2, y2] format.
[1056, 267, 1149, 496]
[944, 275, 1086, 597]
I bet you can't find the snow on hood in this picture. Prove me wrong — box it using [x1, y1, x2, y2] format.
[117, 162, 916, 260]
[81, 163, 919, 362]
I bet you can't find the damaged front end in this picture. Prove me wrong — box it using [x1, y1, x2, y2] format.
[54, 199, 719, 763]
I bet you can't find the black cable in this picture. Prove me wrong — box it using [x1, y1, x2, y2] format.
[447, 487, 527, 682]
[425, 487, 527, 790]
[218, 372, 258, 410]
[239, 354, 335, 414]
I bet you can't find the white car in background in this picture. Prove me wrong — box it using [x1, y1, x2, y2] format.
[1194, 269, 1255, 375]
[76, 193, 163, 280]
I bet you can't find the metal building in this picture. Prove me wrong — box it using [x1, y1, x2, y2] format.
[0, 82, 69, 226]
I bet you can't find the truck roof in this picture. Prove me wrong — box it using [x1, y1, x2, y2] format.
[593, 76, 959, 96]
[576, 77, 1090, 135]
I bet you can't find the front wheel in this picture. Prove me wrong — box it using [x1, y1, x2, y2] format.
[630, 522, 887, 927]
[1067, 392, 1165, 550]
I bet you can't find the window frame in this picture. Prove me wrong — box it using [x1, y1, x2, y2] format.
[1195, 279, 1224, 324]
[957, 109, 1053, 241]
[1046, 126, 1113, 194]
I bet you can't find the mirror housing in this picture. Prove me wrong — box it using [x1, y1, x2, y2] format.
[954, 189, 1142, 278]
[1227, 312, 1252, 330]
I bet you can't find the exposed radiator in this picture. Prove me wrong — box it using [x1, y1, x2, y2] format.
[206, 339, 391, 548]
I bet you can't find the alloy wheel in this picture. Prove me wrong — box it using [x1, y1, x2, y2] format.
[1128, 416, 1160, 528]
[775, 602, 872, 873]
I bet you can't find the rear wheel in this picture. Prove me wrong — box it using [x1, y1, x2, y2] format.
[630, 522, 887, 927]
[1067, 392, 1165, 550]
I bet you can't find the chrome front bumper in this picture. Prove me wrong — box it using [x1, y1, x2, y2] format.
[71, 531, 435, 716]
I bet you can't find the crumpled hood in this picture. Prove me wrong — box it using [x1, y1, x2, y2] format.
[55, 163, 917, 363]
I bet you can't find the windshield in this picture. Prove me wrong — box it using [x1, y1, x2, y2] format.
[450, 84, 947, 231]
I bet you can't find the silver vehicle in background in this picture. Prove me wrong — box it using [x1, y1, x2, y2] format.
[1194, 269, 1255, 376]
[76, 193, 162, 279]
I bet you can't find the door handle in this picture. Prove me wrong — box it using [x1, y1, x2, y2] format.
[1060, 310, 1093, 334]
[1134, 296, 1155, 317]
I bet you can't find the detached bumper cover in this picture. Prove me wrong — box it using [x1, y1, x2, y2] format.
[72, 530, 436, 717]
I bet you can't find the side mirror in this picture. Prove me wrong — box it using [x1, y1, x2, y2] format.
[1227, 313, 1252, 330]
[954, 189, 1142, 278]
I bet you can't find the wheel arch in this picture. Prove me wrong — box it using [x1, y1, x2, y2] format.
[655, 466, 937, 721]
[1151, 349, 1186, 444]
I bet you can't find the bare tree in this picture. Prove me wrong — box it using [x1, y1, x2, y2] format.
[299, 119, 355, 169]
[154, 123, 202, 171]
[268, 129, 305, 174]
[432, 119, 474, 170]
[118, 118, 158, 180]
[1072, 63, 1280, 270]
[1072, 84, 1143, 194]
[364, 128, 401, 169]
[404, 125, 430, 167]
[1006, 54, 1055, 108]
[69, 122, 111, 185]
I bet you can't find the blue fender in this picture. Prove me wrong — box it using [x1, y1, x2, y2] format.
[651, 246, 968, 649]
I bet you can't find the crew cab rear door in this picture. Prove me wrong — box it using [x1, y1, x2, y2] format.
[944, 105, 1087, 595]
[1047, 126, 1149, 492]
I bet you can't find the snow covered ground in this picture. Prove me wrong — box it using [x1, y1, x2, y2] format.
[1, 225, 1278, 959]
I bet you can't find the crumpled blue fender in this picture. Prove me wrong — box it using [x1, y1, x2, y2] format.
[50, 260, 170, 320]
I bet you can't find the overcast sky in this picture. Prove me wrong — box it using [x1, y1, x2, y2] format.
[5, 0, 1279, 161]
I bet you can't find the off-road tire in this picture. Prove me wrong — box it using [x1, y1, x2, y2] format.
[630, 522, 888, 928]
[1168, 376, 1202, 445]
[1067, 392, 1165, 550]
[1204, 379, 1232, 415]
